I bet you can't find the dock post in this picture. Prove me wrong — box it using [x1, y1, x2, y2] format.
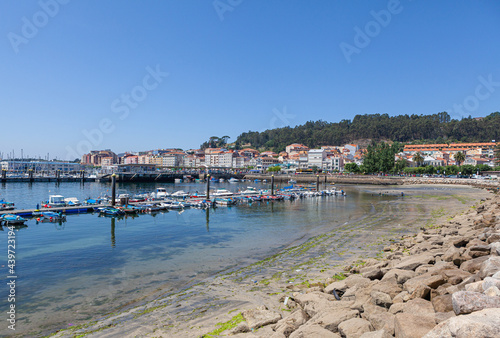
[206, 174, 210, 200]
[56, 170, 60, 182]
[81, 170, 85, 182]
[2, 169, 6, 181]
[29, 169, 33, 182]
[316, 175, 319, 192]
[111, 174, 116, 206]
[271, 175, 274, 196]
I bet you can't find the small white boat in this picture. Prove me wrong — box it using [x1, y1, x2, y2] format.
[64, 197, 81, 206]
[219, 178, 225, 183]
[228, 177, 239, 183]
[212, 189, 233, 197]
[288, 179, 297, 184]
[171, 190, 189, 198]
[47, 195, 66, 207]
[155, 187, 170, 199]
[174, 178, 183, 183]
[239, 187, 260, 196]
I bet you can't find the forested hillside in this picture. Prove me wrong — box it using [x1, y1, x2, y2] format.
[234, 112, 500, 152]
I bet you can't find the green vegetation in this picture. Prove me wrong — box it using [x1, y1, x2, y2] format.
[202, 313, 245, 337]
[235, 112, 500, 152]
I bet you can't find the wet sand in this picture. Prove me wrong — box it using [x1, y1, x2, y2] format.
[41, 185, 492, 337]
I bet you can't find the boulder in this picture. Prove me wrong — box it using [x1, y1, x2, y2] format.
[431, 294, 453, 313]
[423, 308, 500, 338]
[464, 281, 484, 293]
[484, 285, 500, 297]
[486, 233, 500, 244]
[289, 323, 340, 338]
[309, 308, 359, 332]
[273, 309, 309, 336]
[409, 284, 431, 300]
[381, 269, 415, 285]
[362, 268, 384, 281]
[440, 268, 471, 285]
[452, 291, 500, 315]
[370, 291, 392, 309]
[359, 330, 392, 338]
[241, 306, 282, 329]
[478, 256, 500, 278]
[371, 281, 402, 299]
[230, 322, 251, 334]
[362, 303, 395, 335]
[442, 246, 460, 262]
[394, 253, 435, 271]
[459, 256, 489, 273]
[392, 291, 410, 304]
[394, 313, 436, 338]
[403, 274, 446, 294]
[388, 303, 405, 315]
[338, 318, 373, 338]
[434, 311, 455, 324]
[482, 276, 500, 291]
[402, 298, 435, 321]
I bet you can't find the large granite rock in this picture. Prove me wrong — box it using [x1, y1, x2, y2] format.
[272, 309, 309, 336]
[451, 291, 500, 315]
[478, 256, 500, 278]
[381, 269, 416, 285]
[394, 313, 436, 338]
[309, 308, 359, 332]
[289, 323, 340, 338]
[394, 253, 435, 271]
[423, 308, 500, 338]
[431, 294, 453, 313]
[241, 306, 282, 329]
[338, 318, 373, 338]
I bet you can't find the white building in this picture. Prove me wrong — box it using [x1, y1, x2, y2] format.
[1, 160, 82, 173]
[308, 149, 326, 168]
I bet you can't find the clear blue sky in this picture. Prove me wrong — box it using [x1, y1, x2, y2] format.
[1, 0, 499, 160]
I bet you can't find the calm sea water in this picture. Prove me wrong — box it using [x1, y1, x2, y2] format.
[0, 181, 397, 335]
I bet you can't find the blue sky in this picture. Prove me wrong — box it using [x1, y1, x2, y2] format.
[1, 0, 499, 160]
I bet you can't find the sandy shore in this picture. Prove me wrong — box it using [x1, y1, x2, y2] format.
[42, 184, 493, 338]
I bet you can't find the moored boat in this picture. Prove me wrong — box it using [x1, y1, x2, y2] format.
[1, 214, 28, 225]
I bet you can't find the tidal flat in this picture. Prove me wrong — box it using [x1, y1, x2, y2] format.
[41, 184, 492, 338]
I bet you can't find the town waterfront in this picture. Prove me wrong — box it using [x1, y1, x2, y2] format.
[0, 181, 489, 336]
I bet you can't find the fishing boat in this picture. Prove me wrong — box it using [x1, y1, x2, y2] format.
[0, 200, 15, 211]
[1, 214, 28, 225]
[45, 195, 66, 208]
[118, 205, 140, 214]
[97, 207, 125, 216]
[36, 211, 66, 222]
[215, 197, 237, 206]
[155, 187, 170, 199]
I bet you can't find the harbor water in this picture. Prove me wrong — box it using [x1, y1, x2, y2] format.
[0, 181, 480, 336]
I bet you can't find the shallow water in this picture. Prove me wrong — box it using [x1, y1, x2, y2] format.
[0, 182, 480, 336]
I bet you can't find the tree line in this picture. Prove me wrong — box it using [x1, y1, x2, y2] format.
[234, 112, 500, 153]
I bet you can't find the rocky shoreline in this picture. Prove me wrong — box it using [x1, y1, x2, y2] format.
[225, 192, 500, 337]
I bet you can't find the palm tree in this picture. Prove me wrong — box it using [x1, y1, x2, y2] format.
[454, 151, 465, 166]
[413, 152, 424, 167]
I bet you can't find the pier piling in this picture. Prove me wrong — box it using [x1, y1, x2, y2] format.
[206, 174, 210, 200]
[316, 175, 319, 191]
[111, 174, 116, 206]
[2, 169, 6, 181]
[271, 175, 275, 196]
